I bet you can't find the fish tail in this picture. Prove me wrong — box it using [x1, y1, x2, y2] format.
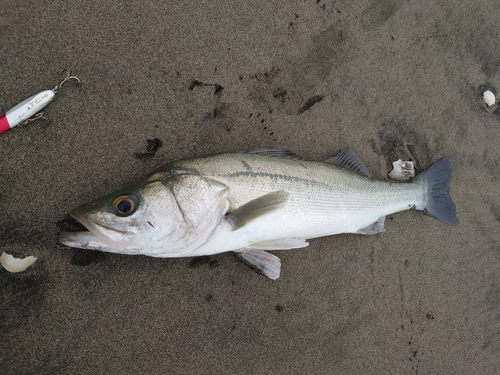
[413, 157, 459, 225]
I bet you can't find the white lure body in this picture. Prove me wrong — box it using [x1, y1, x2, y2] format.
[0, 90, 55, 134]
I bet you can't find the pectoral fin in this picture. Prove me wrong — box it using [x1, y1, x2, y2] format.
[356, 216, 386, 235]
[234, 249, 281, 280]
[227, 191, 289, 230]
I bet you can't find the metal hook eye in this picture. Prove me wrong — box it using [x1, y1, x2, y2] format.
[53, 69, 81, 93]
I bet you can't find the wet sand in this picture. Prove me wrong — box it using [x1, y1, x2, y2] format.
[2, 1, 500, 373]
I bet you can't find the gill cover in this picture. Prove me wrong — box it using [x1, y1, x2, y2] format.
[162, 173, 230, 254]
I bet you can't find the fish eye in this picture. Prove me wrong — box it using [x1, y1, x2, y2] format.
[112, 195, 137, 215]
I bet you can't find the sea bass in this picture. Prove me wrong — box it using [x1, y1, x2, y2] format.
[58, 148, 458, 279]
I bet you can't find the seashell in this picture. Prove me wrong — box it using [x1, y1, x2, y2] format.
[483, 90, 496, 106]
[388, 160, 415, 181]
[1, 252, 37, 273]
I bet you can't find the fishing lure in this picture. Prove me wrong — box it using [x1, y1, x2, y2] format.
[0, 69, 80, 134]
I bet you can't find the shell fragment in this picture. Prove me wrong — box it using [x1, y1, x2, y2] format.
[0, 252, 37, 273]
[388, 159, 415, 181]
[483, 90, 496, 106]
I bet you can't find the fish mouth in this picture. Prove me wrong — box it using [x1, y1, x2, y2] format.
[58, 210, 132, 252]
[72, 211, 128, 234]
[58, 230, 112, 251]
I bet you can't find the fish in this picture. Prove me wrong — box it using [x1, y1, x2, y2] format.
[58, 148, 458, 279]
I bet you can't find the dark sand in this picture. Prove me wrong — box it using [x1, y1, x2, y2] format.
[2, 1, 500, 374]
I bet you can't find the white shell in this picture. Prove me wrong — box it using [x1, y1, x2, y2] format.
[388, 159, 415, 181]
[0, 252, 37, 273]
[483, 90, 496, 106]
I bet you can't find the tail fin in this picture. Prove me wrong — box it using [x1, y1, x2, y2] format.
[413, 158, 459, 225]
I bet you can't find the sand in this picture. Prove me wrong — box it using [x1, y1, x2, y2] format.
[1, 0, 500, 374]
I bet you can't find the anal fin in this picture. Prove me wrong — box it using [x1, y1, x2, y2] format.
[356, 216, 386, 235]
[234, 249, 281, 280]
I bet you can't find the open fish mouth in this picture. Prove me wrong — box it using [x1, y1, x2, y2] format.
[73, 213, 129, 234]
[58, 230, 107, 250]
[70, 209, 130, 235]
[58, 211, 133, 252]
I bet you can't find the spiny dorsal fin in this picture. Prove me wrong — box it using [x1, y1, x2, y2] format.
[226, 191, 289, 230]
[324, 148, 371, 177]
[239, 148, 302, 159]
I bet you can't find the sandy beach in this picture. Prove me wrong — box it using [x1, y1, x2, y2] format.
[2, 1, 500, 373]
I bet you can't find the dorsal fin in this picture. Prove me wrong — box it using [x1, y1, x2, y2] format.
[239, 148, 302, 159]
[324, 148, 371, 177]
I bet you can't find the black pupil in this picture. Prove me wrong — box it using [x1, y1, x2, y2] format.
[117, 199, 132, 213]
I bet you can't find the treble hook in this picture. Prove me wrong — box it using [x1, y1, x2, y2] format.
[53, 69, 81, 93]
[21, 112, 49, 125]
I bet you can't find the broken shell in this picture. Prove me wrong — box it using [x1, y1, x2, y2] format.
[388, 159, 415, 181]
[0, 252, 37, 273]
[483, 90, 496, 106]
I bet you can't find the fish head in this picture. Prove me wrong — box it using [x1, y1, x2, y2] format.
[59, 173, 230, 256]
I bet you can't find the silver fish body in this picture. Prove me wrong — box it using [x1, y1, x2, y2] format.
[59, 148, 458, 279]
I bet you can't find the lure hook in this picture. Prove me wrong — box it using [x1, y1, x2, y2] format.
[53, 69, 81, 93]
[21, 112, 49, 125]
